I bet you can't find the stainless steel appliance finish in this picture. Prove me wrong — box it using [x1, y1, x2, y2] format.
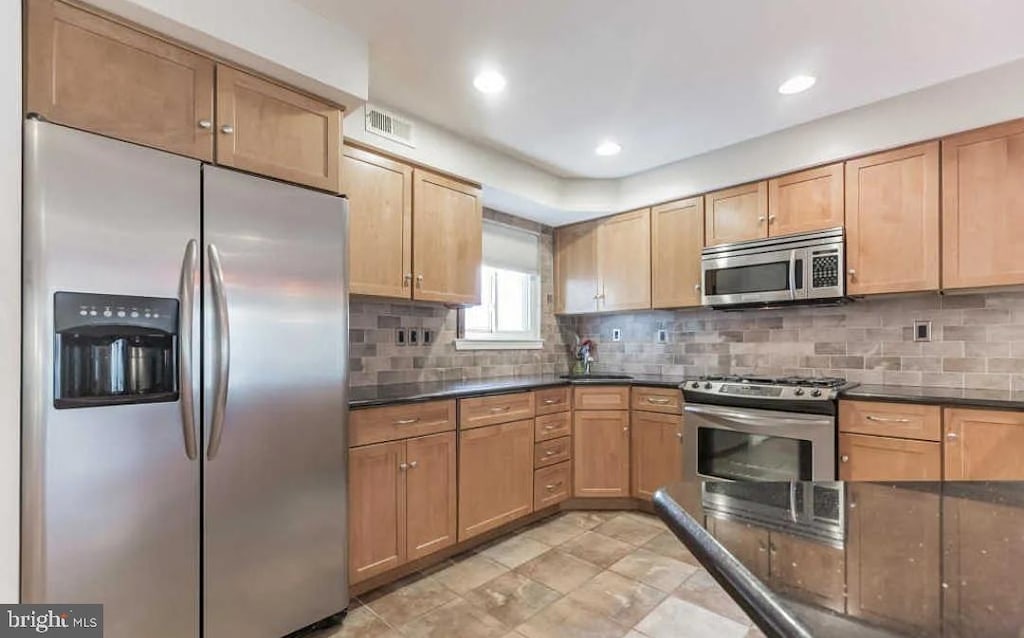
[202, 166, 348, 638]
[684, 375, 852, 403]
[702, 481, 845, 545]
[23, 121, 349, 638]
[701, 227, 845, 309]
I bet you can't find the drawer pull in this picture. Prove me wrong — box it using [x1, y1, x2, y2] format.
[544, 449, 557, 457]
[865, 415, 911, 424]
[489, 406, 512, 413]
[393, 418, 420, 425]
[545, 481, 563, 491]
[544, 424, 557, 430]
[543, 399, 559, 405]
[646, 397, 672, 405]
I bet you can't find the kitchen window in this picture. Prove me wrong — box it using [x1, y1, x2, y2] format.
[456, 221, 542, 350]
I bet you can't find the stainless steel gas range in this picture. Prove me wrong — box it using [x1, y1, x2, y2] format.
[681, 375, 858, 482]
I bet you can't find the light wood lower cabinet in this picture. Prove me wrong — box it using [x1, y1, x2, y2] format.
[944, 407, 1024, 480]
[412, 168, 482, 305]
[651, 197, 704, 309]
[839, 433, 942, 481]
[767, 162, 844, 237]
[348, 431, 456, 584]
[631, 411, 683, 501]
[458, 420, 534, 540]
[705, 516, 770, 581]
[573, 410, 630, 497]
[26, 0, 215, 161]
[534, 461, 572, 509]
[847, 484, 941, 634]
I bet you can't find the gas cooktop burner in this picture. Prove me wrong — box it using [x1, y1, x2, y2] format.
[697, 375, 850, 389]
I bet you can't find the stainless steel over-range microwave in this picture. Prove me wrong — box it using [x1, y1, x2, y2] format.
[700, 227, 846, 309]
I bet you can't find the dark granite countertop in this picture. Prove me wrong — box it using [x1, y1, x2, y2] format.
[840, 384, 1024, 410]
[653, 480, 1024, 638]
[349, 373, 684, 408]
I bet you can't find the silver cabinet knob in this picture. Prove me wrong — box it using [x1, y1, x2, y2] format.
[694, 284, 701, 290]
[758, 216, 766, 222]
[840, 454, 850, 463]
[220, 125, 234, 135]
[768, 215, 776, 222]
[848, 268, 856, 277]
[408, 460, 418, 469]
[403, 273, 413, 287]
[398, 462, 409, 471]
[198, 119, 212, 129]
[415, 274, 424, 288]
[676, 432, 683, 440]
[947, 431, 959, 441]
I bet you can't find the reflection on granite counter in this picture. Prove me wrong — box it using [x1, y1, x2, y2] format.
[348, 373, 684, 408]
[839, 384, 1024, 410]
[653, 480, 1024, 638]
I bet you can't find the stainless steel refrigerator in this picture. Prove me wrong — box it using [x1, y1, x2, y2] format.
[22, 119, 349, 638]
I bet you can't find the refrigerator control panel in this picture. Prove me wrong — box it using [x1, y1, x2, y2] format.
[55, 291, 178, 333]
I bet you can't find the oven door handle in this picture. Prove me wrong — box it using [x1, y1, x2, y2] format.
[683, 403, 830, 429]
[788, 249, 797, 300]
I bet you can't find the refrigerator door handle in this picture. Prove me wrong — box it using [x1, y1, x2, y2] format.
[178, 240, 200, 460]
[207, 243, 231, 460]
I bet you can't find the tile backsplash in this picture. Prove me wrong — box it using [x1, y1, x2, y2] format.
[567, 291, 1024, 391]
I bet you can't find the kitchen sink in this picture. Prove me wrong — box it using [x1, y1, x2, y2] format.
[559, 374, 633, 380]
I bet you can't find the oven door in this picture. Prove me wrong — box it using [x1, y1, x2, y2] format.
[684, 403, 835, 481]
[702, 248, 807, 306]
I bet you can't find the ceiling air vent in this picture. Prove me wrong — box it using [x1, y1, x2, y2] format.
[364, 105, 415, 148]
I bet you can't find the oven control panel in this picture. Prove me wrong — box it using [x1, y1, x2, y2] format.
[682, 377, 853, 403]
[720, 384, 783, 397]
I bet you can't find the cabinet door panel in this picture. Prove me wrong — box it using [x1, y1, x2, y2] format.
[767, 163, 844, 237]
[847, 484, 940, 634]
[597, 208, 651, 311]
[573, 411, 630, 497]
[706, 516, 769, 580]
[412, 169, 482, 304]
[839, 433, 941, 481]
[554, 222, 598, 314]
[349, 441, 405, 583]
[845, 143, 939, 295]
[342, 146, 412, 298]
[631, 411, 683, 500]
[770, 532, 845, 613]
[704, 182, 768, 246]
[26, 0, 215, 160]
[458, 420, 534, 540]
[944, 408, 1024, 480]
[942, 119, 1024, 289]
[405, 432, 457, 561]
[651, 197, 704, 308]
[216, 65, 341, 192]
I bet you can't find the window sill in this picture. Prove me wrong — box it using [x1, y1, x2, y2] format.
[454, 339, 544, 351]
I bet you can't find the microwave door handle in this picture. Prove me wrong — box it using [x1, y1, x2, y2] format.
[788, 249, 797, 300]
[178, 239, 199, 461]
[789, 482, 799, 523]
[207, 243, 230, 460]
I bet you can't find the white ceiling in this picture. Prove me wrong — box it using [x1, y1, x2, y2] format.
[299, 0, 1024, 179]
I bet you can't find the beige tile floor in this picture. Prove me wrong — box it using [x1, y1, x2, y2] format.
[315, 510, 766, 638]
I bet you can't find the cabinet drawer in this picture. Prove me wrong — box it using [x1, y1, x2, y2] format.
[534, 436, 572, 468]
[349, 400, 455, 447]
[535, 411, 572, 442]
[459, 392, 536, 429]
[839, 433, 941, 481]
[631, 386, 682, 414]
[535, 386, 571, 415]
[839, 400, 941, 441]
[534, 461, 571, 509]
[573, 386, 630, 411]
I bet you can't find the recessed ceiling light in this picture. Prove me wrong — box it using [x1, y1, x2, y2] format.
[473, 70, 506, 94]
[778, 75, 816, 95]
[595, 140, 621, 156]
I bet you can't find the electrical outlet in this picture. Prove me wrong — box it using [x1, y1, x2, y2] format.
[396, 328, 406, 346]
[409, 328, 419, 345]
[657, 329, 668, 344]
[611, 328, 622, 342]
[913, 320, 932, 342]
[423, 329, 433, 345]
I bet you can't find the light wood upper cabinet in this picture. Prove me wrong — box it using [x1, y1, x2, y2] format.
[555, 222, 599, 314]
[847, 484, 941, 634]
[651, 197, 704, 308]
[631, 411, 683, 500]
[845, 143, 940, 295]
[412, 168, 482, 305]
[342, 146, 413, 298]
[942, 119, 1024, 289]
[839, 433, 942, 481]
[704, 181, 768, 246]
[767, 163, 844, 237]
[26, 0, 215, 161]
[597, 208, 652, 311]
[458, 420, 534, 540]
[215, 64, 342, 192]
[944, 408, 1024, 480]
[404, 432, 457, 562]
[573, 410, 630, 497]
[348, 441, 405, 584]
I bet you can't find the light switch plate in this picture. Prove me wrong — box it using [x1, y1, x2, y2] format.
[611, 328, 622, 342]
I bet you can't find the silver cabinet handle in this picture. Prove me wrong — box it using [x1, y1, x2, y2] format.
[545, 481, 563, 491]
[865, 415, 911, 424]
[788, 249, 797, 301]
[408, 460, 418, 469]
[207, 243, 231, 460]
[394, 418, 420, 425]
[947, 431, 959, 441]
[758, 216, 766, 222]
[544, 424, 556, 431]
[403, 273, 412, 287]
[220, 124, 234, 135]
[768, 215, 776, 222]
[490, 406, 511, 413]
[841, 454, 850, 463]
[178, 239, 199, 460]
[646, 397, 671, 405]
[543, 399, 558, 405]
[399, 462, 409, 471]
[415, 274, 424, 288]
[198, 119, 212, 129]
[545, 449, 556, 457]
